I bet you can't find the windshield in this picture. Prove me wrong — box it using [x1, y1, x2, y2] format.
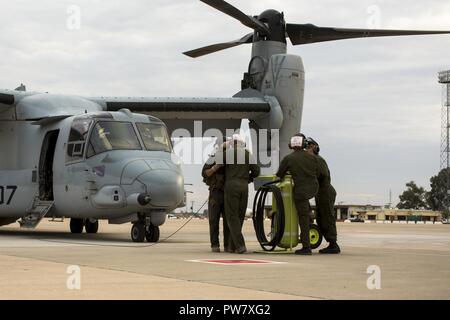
[87, 121, 141, 157]
[137, 123, 172, 152]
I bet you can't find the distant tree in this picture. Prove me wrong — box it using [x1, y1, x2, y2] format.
[397, 181, 429, 210]
[443, 211, 450, 220]
[427, 168, 450, 218]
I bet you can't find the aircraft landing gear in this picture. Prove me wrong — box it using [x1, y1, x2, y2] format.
[131, 221, 160, 243]
[131, 222, 146, 242]
[85, 219, 99, 234]
[145, 224, 160, 243]
[70, 218, 84, 233]
[70, 218, 99, 234]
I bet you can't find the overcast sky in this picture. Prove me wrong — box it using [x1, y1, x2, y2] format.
[1, 0, 450, 210]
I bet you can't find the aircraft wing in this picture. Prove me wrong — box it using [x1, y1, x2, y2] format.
[90, 91, 279, 136]
[1, 88, 281, 134]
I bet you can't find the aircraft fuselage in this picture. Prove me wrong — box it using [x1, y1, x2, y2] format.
[0, 110, 185, 229]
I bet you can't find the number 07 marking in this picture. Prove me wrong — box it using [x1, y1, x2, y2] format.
[0, 186, 18, 205]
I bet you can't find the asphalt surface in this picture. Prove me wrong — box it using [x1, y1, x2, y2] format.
[0, 219, 449, 300]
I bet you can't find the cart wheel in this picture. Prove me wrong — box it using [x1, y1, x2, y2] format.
[309, 224, 323, 249]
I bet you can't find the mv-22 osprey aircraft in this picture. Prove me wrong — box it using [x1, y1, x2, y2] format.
[0, 0, 449, 242]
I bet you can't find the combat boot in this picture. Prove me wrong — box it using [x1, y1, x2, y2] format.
[224, 247, 234, 253]
[295, 247, 312, 255]
[235, 246, 247, 254]
[319, 242, 341, 254]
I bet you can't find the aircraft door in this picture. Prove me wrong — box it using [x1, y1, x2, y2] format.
[39, 130, 60, 201]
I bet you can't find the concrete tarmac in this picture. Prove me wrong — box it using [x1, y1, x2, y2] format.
[0, 219, 449, 300]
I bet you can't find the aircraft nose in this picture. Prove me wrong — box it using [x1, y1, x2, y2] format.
[120, 159, 184, 208]
[138, 170, 184, 207]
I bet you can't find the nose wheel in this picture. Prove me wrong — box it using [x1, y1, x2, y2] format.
[145, 225, 160, 243]
[131, 222, 146, 242]
[131, 222, 160, 243]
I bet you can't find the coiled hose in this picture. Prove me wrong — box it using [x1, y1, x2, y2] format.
[252, 180, 285, 251]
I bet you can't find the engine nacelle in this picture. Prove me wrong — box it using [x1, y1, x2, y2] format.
[246, 50, 305, 170]
[261, 54, 305, 159]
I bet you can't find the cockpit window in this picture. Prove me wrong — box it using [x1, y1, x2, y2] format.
[66, 119, 93, 162]
[86, 121, 141, 158]
[137, 123, 172, 153]
[69, 120, 92, 142]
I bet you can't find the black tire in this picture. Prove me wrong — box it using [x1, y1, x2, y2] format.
[145, 225, 160, 243]
[70, 218, 84, 234]
[85, 219, 99, 234]
[309, 224, 323, 250]
[131, 223, 146, 242]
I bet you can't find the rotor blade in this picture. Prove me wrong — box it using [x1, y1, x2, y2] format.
[286, 23, 450, 45]
[200, 0, 269, 35]
[183, 33, 253, 58]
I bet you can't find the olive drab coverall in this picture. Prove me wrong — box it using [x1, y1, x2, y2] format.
[276, 149, 319, 248]
[202, 156, 230, 249]
[219, 144, 260, 251]
[315, 155, 338, 243]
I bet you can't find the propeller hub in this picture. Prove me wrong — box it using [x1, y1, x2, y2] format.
[255, 9, 286, 44]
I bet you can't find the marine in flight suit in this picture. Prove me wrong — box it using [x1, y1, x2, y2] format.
[213, 135, 260, 254]
[202, 152, 230, 253]
[276, 134, 319, 255]
[306, 138, 340, 254]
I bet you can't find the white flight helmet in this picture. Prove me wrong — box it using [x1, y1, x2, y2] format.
[232, 134, 246, 147]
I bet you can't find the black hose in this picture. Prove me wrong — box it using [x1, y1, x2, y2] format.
[252, 180, 285, 251]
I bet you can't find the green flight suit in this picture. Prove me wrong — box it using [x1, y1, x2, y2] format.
[202, 157, 230, 249]
[220, 145, 260, 251]
[315, 155, 338, 243]
[276, 149, 319, 248]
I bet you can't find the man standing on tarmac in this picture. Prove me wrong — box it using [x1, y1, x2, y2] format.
[276, 134, 319, 255]
[305, 137, 341, 254]
[208, 134, 260, 254]
[202, 138, 230, 253]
